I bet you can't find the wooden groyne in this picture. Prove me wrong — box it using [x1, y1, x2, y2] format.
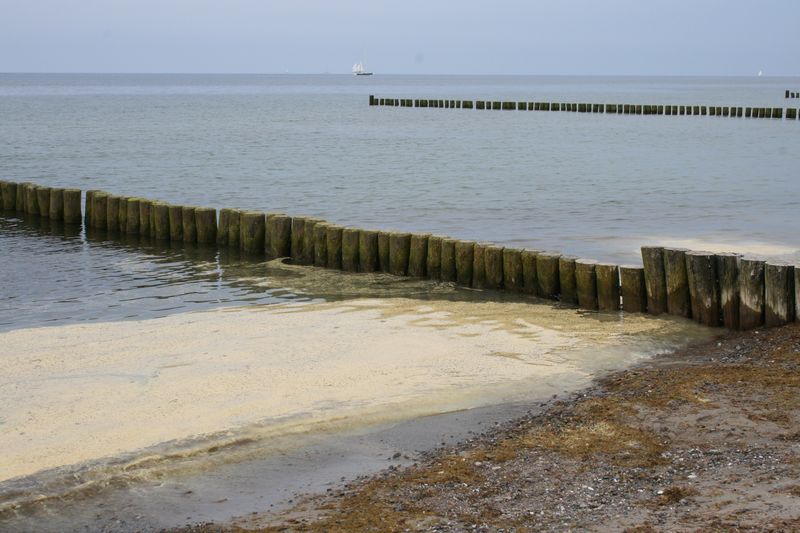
[2, 178, 797, 332]
[787, 90, 799, 99]
[368, 95, 800, 120]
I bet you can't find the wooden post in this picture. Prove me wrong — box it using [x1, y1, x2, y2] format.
[268, 214, 292, 258]
[240, 211, 266, 254]
[313, 223, 329, 267]
[92, 192, 108, 229]
[575, 259, 598, 310]
[195, 207, 217, 244]
[389, 232, 411, 276]
[117, 196, 129, 233]
[290, 216, 308, 262]
[738, 258, 765, 330]
[48, 187, 64, 221]
[139, 200, 153, 238]
[152, 202, 171, 240]
[440, 238, 457, 282]
[620, 265, 647, 313]
[181, 205, 197, 244]
[426, 235, 443, 280]
[471, 242, 488, 289]
[302, 218, 323, 265]
[663, 247, 691, 318]
[455, 240, 475, 286]
[765, 262, 794, 327]
[226, 208, 242, 248]
[216, 208, 232, 246]
[342, 228, 360, 272]
[686, 251, 720, 327]
[36, 186, 51, 217]
[795, 267, 800, 323]
[1, 181, 16, 210]
[641, 246, 667, 315]
[596, 263, 620, 311]
[536, 252, 561, 300]
[63, 189, 82, 225]
[358, 229, 379, 272]
[716, 253, 740, 329]
[558, 255, 578, 304]
[502, 248, 523, 292]
[23, 184, 39, 215]
[106, 195, 120, 232]
[408, 233, 429, 277]
[484, 245, 504, 290]
[521, 250, 539, 295]
[326, 224, 344, 269]
[377, 231, 391, 273]
[167, 204, 183, 241]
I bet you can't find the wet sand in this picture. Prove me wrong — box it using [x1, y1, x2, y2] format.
[228, 323, 800, 532]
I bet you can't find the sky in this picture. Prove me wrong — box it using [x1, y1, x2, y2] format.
[1, 0, 799, 75]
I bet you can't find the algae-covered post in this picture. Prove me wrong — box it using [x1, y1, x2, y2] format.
[377, 231, 391, 273]
[471, 243, 488, 289]
[63, 189, 82, 225]
[181, 206, 197, 244]
[152, 202, 171, 241]
[484, 245, 504, 290]
[558, 255, 578, 305]
[389, 232, 411, 277]
[502, 248, 523, 292]
[290, 217, 308, 262]
[240, 211, 266, 254]
[455, 240, 475, 287]
[663, 248, 691, 318]
[536, 252, 561, 300]
[575, 259, 598, 310]
[596, 263, 621, 311]
[440, 238, 457, 282]
[106, 195, 120, 232]
[716, 253, 740, 330]
[641, 246, 667, 315]
[36, 186, 51, 218]
[1, 181, 16, 210]
[326, 224, 344, 270]
[738, 258, 765, 330]
[195, 207, 217, 244]
[685, 251, 720, 327]
[620, 265, 647, 313]
[764, 262, 795, 327]
[426, 235, 443, 280]
[302, 218, 323, 265]
[313, 223, 329, 267]
[48, 188, 65, 222]
[521, 250, 539, 296]
[358, 229, 379, 273]
[341, 228, 360, 272]
[92, 192, 108, 229]
[408, 234, 429, 277]
[139, 200, 153, 238]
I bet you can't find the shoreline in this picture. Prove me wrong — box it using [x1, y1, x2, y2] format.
[173, 323, 800, 532]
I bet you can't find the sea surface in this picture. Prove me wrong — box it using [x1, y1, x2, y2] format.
[0, 74, 797, 531]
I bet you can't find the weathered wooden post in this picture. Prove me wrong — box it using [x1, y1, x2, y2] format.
[16, 183, 27, 212]
[63, 189, 82, 225]
[596, 263, 620, 311]
[440, 238, 457, 282]
[502, 248, 523, 292]
[641, 246, 667, 315]
[686, 251, 720, 327]
[152, 202, 170, 240]
[106, 195, 120, 231]
[36, 186, 51, 217]
[470, 243, 488, 289]
[290, 216, 308, 262]
[575, 260, 598, 310]
[313, 223, 329, 267]
[240, 211, 266, 254]
[484, 245, 504, 290]
[377, 231, 391, 272]
[765, 262, 794, 327]
[738, 258, 764, 330]
[23, 183, 39, 215]
[389, 232, 411, 276]
[226, 208, 243, 248]
[558, 255, 578, 305]
[341, 228, 360, 272]
[716, 253, 740, 329]
[326, 224, 344, 269]
[117, 195, 129, 232]
[139, 200, 153, 238]
[167, 204, 183, 241]
[620, 265, 647, 313]
[0, 181, 16, 210]
[408, 233, 429, 277]
[92, 192, 108, 229]
[124, 198, 140, 234]
[455, 240, 475, 286]
[302, 218, 323, 265]
[663, 247, 691, 318]
[270, 214, 293, 258]
[216, 208, 232, 246]
[48, 187, 64, 222]
[536, 252, 561, 300]
[195, 207, 217, 244]
[181, 206, 197, 243]
[426, 235, 443, 280]
[521, 250, 539, 295]
[359, 229, 379, 272]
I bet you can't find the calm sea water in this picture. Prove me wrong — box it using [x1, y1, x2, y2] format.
[2, 73, 799, 330]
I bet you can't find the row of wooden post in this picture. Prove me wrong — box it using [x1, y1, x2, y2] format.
[786, 90, 799, 99]
[368, 96, 799, 120]
[3, 179, 798, 332]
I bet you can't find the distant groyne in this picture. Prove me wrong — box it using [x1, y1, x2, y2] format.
[369, 95, 800, 120]
[1, 178, 797, 332]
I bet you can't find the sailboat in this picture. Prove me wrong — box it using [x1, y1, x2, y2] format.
[352, 62, 373, 76]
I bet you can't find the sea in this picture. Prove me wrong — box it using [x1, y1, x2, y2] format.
[0, 74, 798, 531]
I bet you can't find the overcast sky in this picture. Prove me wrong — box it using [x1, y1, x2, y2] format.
[2, 0, 798, 75]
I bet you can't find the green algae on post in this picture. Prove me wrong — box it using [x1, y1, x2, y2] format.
[389, 232, 412, 277]
[48, 187, 64, 222]
[558, 255, 578, 305]
[153, 202, 171, 241]
[240, 211, 266, 254]
[194, 207, 217, 244]
[63, 189, 82, 225]
[36, 186, 51, 217]
[426, 235, 443, 280]
[521, 250, 539, 296]
[358, 229, 379, 273]
[471, 243, 489, 289]
[440, 238, 457, 283]
[168, 204, 183, 242]
[313, 222, 329, 267]
[342, 228, 361, 272]
[106, 195, 120, 232]
[484, 245, 504, 290]
[454, 240, 475, 287]
[326, 224, 344, 269]
[181, 206, 197, 244]
[621, 265, 647, 313]
[408, 234, 429, 278]
[502, 248, 523, 292]
[536, 252, 561, 300]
